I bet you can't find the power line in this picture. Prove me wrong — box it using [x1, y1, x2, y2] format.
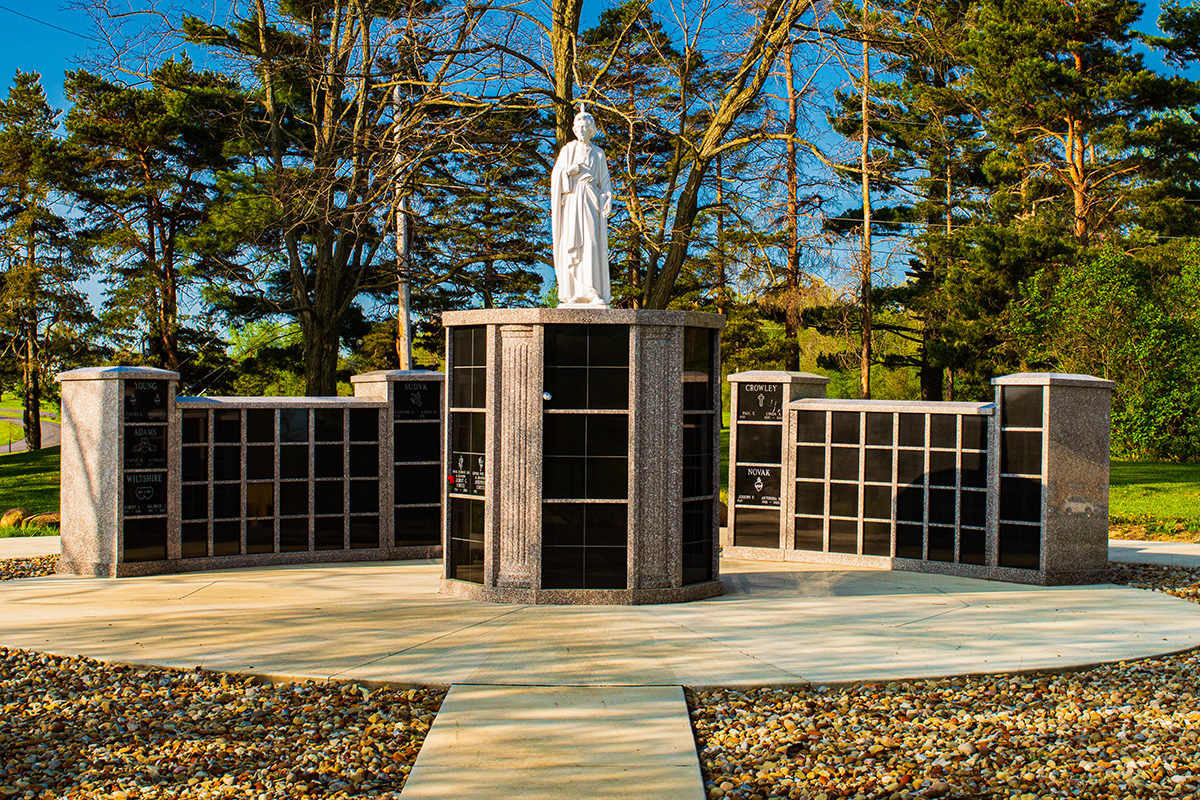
[0, 4, 90, 40]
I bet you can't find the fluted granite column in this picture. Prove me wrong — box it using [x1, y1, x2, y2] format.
[496, 324, 541, 588]
[630, 324, 683, 590]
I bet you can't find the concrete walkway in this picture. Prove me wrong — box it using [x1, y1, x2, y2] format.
[3, 558, 1200, 686]
[1109, 538, 1200, 567]
[401, 685, 704, 799]
[0, 534, 59, 558]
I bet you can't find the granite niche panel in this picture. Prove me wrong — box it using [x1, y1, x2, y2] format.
[57, 368, 445, 576]
[725, 372, 1114, 586]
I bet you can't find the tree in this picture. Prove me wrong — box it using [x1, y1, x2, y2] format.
[575, 1, 686, 308]
[537, 0, 826, 309]
[1019, 241, 1200, 460]
[186, 0, 494, 395]
[845, 0, 985, 400]
[965, 0, 1200, 245]
[411, 107, 547, 310]
[64, 59, 240, 374]
[0, 72, 93, 449]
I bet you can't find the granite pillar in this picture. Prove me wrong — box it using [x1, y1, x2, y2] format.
[351, 370, 446, 558]
[58, 366, 179, 577]
[992, 373, 1115, 584]
[724, 371, 829, 558]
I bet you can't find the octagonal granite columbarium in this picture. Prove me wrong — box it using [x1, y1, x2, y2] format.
[438, 307, 725, 605]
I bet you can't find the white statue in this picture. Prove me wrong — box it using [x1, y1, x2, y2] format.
[551, 107, 613, 307]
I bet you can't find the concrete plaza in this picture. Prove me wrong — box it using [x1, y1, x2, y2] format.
[2, 551, 1199, 687]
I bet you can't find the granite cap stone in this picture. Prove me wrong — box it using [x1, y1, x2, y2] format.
[58, 366, 180, 382]
[992, 372, 1116, 389]
[442, 307, 724, 329]
[351, 370, 446, 384]
[790, 397, 996, 415]
[728, 371, 830, 385]
[176, 396, 386, 407]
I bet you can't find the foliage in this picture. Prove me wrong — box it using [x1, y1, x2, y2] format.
[0, 72, 95, 448]
[185, 0, 493, 395]
[411, 107, 547, 310]
[64, 60, 239, 375]
[1018, 241, 1200, 459]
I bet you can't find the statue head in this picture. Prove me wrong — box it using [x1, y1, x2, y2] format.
[573, 107, 598, 143]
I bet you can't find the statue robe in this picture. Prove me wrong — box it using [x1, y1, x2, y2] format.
[551, 140, 612, 307]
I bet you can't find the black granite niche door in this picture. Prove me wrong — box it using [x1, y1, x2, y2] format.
[394, 379, 443, 548]
[541, 324, 630, 590]
[122, 379, 170, 562]
[447, 326, 487, 583]
[998, 386, 1044, 569]
[681, 327, 717, 584]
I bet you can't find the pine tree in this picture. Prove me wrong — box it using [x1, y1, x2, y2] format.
[412, 107, 547, 310]
[0, 72, 93, 448]
[64, 59, 240, 374]
[965, 0, 1200, 244]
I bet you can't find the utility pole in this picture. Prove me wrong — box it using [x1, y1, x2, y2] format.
[859, 0, 872, 399]
[393, 86, 413, 371]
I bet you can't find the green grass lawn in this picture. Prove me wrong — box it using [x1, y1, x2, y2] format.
[0, 397, 59, 415]
[1109, 460, 1200, 541]
[0, 445, 60, 521]
[0, 420, 22, 447]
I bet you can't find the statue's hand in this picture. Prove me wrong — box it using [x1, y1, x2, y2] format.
[566, 163, 582, 177]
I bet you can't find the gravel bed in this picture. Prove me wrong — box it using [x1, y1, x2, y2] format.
[0, 648, 443, 799]
[689, 561, 1200, 800]
[5, 555, 1200, 798]
[0, 554, 55, 581]
[1108, 562, 1200, 602]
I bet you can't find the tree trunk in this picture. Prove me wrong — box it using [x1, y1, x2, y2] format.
[393, 87, 414, 371]
[715, 153, 729, 317]
[395, 194, 413, 370]
[161, 256, 180, 371]
[783, 41, 800, 371]
[919, 322, 943, 401]
[22, 312, 40, 451]
[483, 258, 495, 308]
[859, 2, 872, 399]
[301, 314, 341, 396]
[550, 0, 585, 150]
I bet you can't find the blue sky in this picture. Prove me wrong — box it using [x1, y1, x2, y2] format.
[0, 4, 95, 116]
[0, 0, 1187, 113]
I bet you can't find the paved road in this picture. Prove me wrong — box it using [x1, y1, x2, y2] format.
[0, 411, 61, 454]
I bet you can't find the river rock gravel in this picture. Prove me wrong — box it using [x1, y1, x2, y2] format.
[0, 648, 443, 799]
[688, 560, 1200, 800]
[0, 554, 55, 581]
[5, 554, 1200, 798]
